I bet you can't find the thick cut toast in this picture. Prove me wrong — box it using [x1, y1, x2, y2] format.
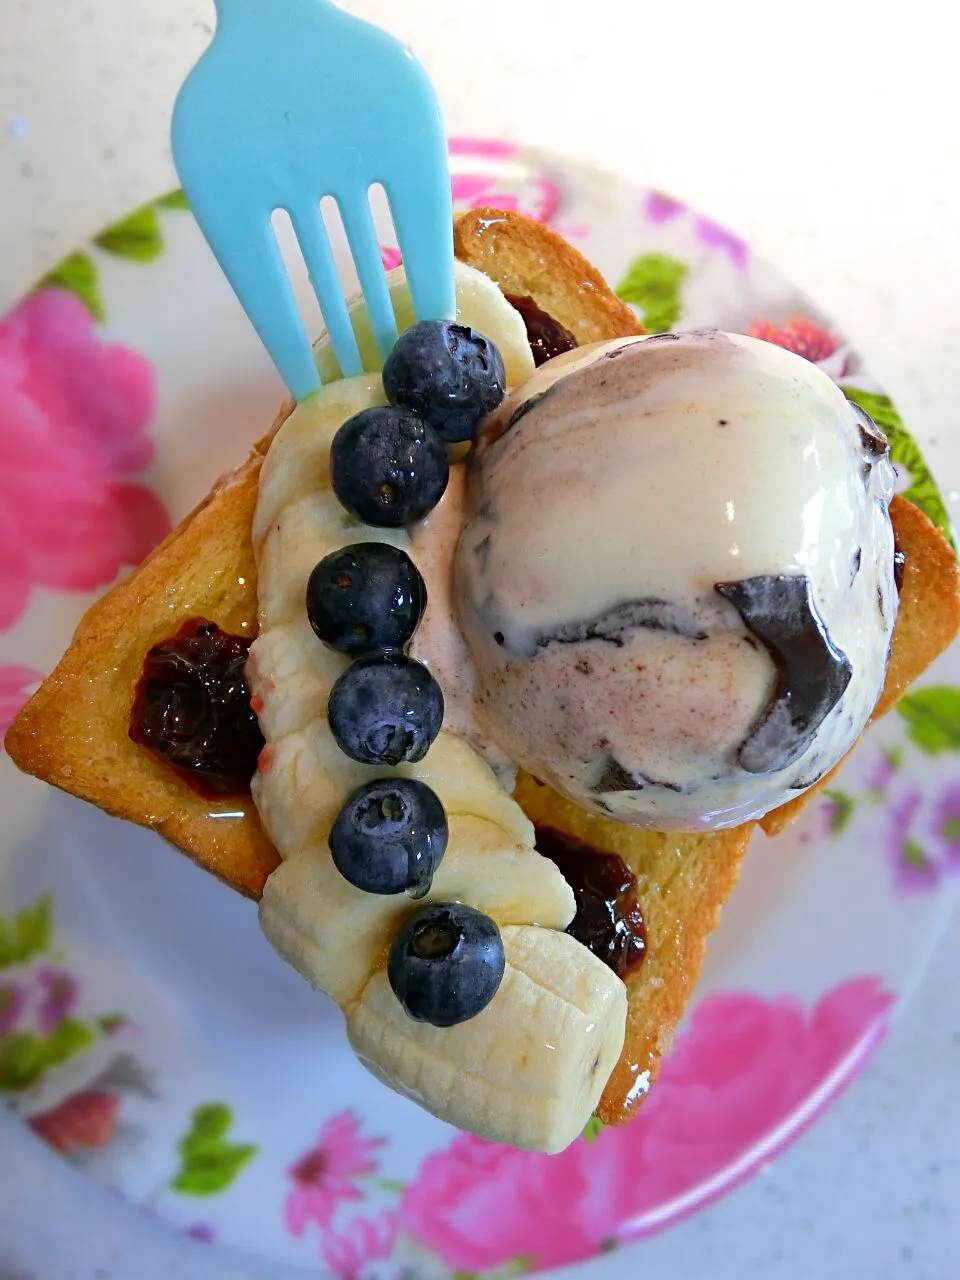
[7, 209, 959, 1125]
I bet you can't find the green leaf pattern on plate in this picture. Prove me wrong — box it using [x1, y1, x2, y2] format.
[170, 1103, 258, 1196]
[896, 687, 960, 755]
[843, 387, 956, 549]
[38, 252, 105, 322]
[0, 1018, 94, 1093]
[823, 789, 856, 835]
[0, 895, 51, 970]
[31, 190, 188, 323]
[94, 205, 165, 263]
[581, 1116, 605, 1143]
[615, 252, 688, 332]
[154, 188, 190, 211]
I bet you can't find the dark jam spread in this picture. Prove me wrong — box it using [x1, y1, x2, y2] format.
[534, 825, 647, 978]
[130, 619, 263, 797]
[506, 294, 578, 366]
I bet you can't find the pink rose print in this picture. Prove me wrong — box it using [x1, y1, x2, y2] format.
[321, 1210, 399, 1279]
[448, 138, 518, 161]
[451, 172, 560, 228]
[35, 967, 80, 1034]
[381, 137, 587, 267]
[400, 977, 893, 1273]
[0, 287, 171, 633]
[748, 316, 845, 369]
[28, 1089, 121, 1155]
[283, 1110, 384, 1238]
[0, 663, 42, 742]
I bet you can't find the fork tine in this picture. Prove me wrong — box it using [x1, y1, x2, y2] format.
[337, 192, 399, 363]
[384, 174, 456, 325]
[290, 205, 363, 379]
[200, 211, 321, 402]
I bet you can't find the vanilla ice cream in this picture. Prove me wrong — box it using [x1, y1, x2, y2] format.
[453, 330, 898, 830]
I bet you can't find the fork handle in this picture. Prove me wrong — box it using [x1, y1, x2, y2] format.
[213, 0, 335, 23]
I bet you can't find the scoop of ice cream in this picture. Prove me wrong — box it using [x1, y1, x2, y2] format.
[454, 330, 898, 830]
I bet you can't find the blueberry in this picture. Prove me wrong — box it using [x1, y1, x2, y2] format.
[330, 406, 449, 527]
[382, 320, 507, 443]
[329, 778, 448, 895]
[387, 902, 505, 1026]
[306, 542, 427, 658]
[327, 653, 443, 766]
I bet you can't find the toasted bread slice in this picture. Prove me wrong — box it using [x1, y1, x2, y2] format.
[762, 494, 960, 837]
[7, 211, 959, 1126]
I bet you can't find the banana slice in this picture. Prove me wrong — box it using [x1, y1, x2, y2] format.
[258, 819, 576, 1005]
[254, 373, 387, 545]
[246, 617, 344, 744]
[347, 926, 626, 1154]
[313, 262, 536, 391]
[258, 489, 410, 630]
[253, 721, 535, 858]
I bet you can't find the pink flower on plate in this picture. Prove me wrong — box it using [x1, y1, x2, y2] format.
[321, 1210, 399, 1279]
[283, 1110, 384, 1238]
[400, 977, 894, 1273]
[748, 316, 844, 368]
[929, 780, 960, 871]
[28, 1089, 121, 1155]
[0, 287, 171, 633]
[886, 788, 940, 893]
[644, 191, 686, 224]
[0, 663, 42, 742]
[642, 192, 749, 271]
[0, 980, 29, 1036]
[35, 967, 80, 1034]
[451, 173, 560, 227]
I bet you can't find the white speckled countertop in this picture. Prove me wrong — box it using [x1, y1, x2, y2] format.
[1, 1, 958, 1276]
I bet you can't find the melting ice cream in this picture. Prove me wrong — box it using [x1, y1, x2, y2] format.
[452, 330, 898, 829]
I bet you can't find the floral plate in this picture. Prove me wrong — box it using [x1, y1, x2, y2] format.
[1, 140, 959, 1279]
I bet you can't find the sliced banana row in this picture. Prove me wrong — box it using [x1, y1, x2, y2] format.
[260, 816, 575, 1004]
[249, 262, 627, 1152]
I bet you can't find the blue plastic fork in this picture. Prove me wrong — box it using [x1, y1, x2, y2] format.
[171, 0, 455, 402]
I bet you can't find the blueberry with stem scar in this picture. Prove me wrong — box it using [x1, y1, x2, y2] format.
[327, 653, 443, 766]
[388, 902, 505, 1026]
[306, 542, 426, 657]
[382, 320, 506, 443]
[329, 777, 448, 896]
[330, 405, 448, 527]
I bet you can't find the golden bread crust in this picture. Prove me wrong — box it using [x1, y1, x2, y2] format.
[513, 773, 752, 1125]
[761, 496, 960, 836]
[453, 207, 645, 345]
[4, 407, 287, 900]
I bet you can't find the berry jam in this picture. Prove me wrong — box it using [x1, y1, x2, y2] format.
[506, 294, 578, 366]
[535, 825, 647, 978]
[129, 619, 263, 797]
